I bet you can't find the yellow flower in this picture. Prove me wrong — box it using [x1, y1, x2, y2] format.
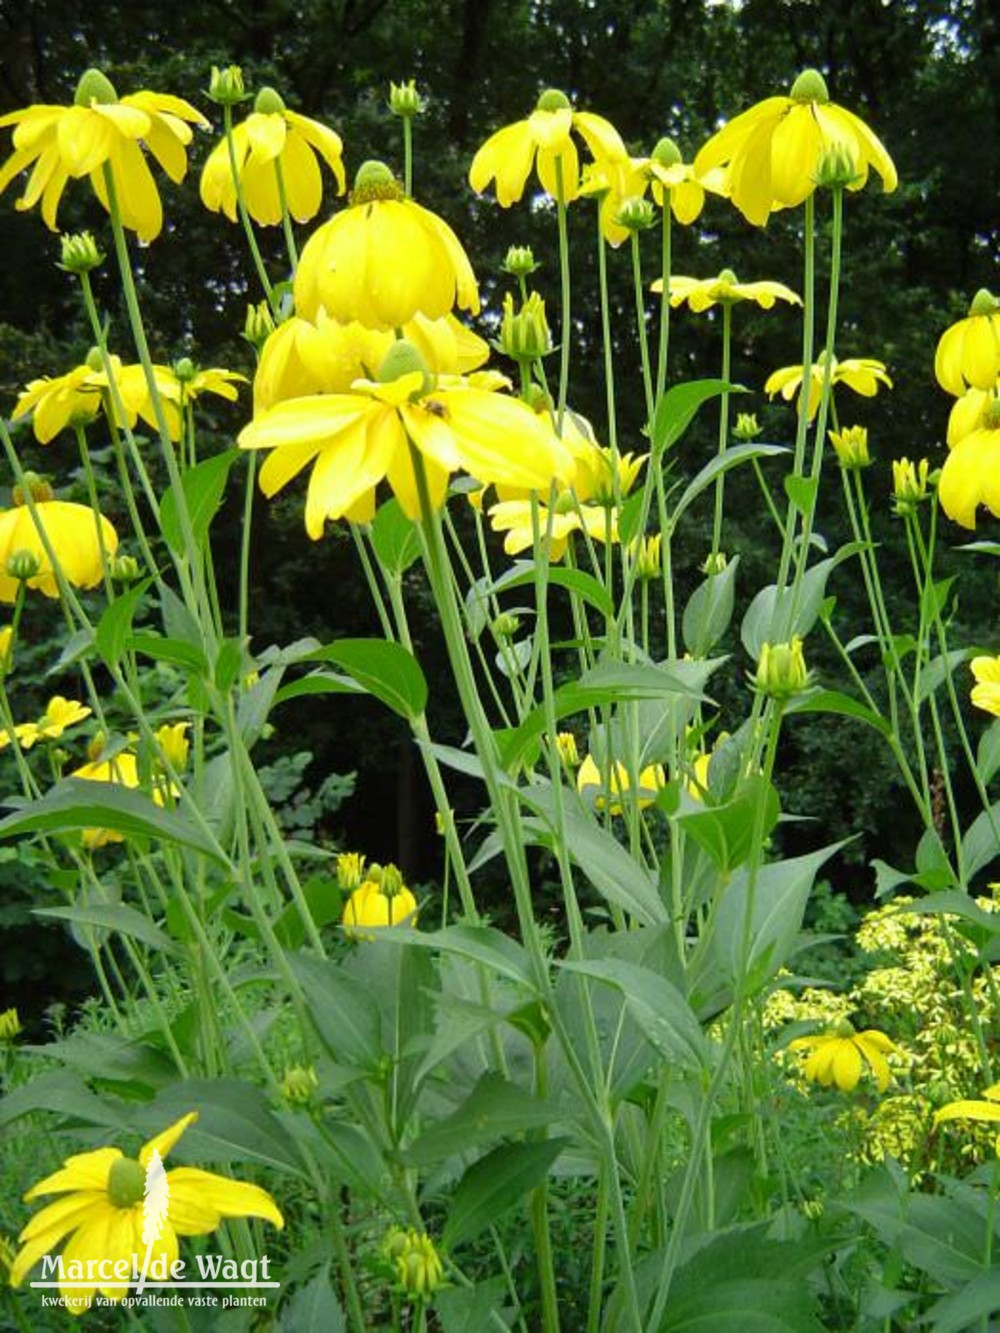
[555, 732, 580, 767]
[934, 1082, 1000, 1152]
[469, 88, 626, 206]
[788, 1021, 897, 1092]
[938, 422, 1000, 528]
[0, 68, 207, 242]
[342, 865, 417, 936]
[753, 637, 811, 700]
[694, 68, 897, 227]
[239, 340, 572, 536]
[970, 656, 1000, 717]
[655, 267, 800, 311]
[0, 696, 92, 751]
[934, 290, 1000, 396]
[294, 160, 479, 330]
[946, 387, 993, 448]
[764, 352, 892, 420]
[155, 721, 190, 771]
[577, 753, 665, 815]
[10, 1111, 282, 1313]
[200, 86, 345, 226]
[891, 456, 931, 515]
[0, 625, 12, 672]
[0, 498, 118, 602]
[12, 365, 102, 444]
[70, 747, 175, 848]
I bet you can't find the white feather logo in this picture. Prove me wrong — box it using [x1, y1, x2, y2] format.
[135, 1149, 170, 1294]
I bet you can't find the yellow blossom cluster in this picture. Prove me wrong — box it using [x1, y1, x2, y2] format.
[935, 289, 1000, 527]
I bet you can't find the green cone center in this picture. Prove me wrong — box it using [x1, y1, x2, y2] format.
[790, 68, 829, 104]
[107, 1156, 147, 1208]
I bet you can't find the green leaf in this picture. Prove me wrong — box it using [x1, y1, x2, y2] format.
[277, 1264, 345, 1333]
[0, 781, 227, 863]
[442, 1138, 569, 1249]
[672, 443, 787, 525]
[214, 636, 246, 692]
[34, 902, 176, 953]
[318, 638, 427, 720]
[489, 561, 615, 619]
[675, 774, 781, 873]
[367, 924, 535, 988]
[436, 1278, 509, 1332]
[160, 450, 237, 553]
[402, 1073, 553, 1165]
[273, 671, 366, 706]
[560, 957, 707, 1069]
[783, 473, 819, 515]
[960, 799, 1000, 881]
[288, 951, 382, 1071]
[371, 498, 421, 575]
[130, 631, 208, 674]
[94, 578, 153, 669]
[0, 1069, 132, 1132]
[924, 1273, 1000, 1333]
[785, 688, 892, 737]
[976, 718, 1000, 785]
[917, 646, 976, 705]
[741, 546, 863, 658]
[650, 378, 737, 455]
[682, 557, 739, 658]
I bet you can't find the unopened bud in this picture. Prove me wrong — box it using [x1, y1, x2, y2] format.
[0, 626, 13, 674]
[6, 549, 41, 582]
[615, 196, 656, 232]
[208, 65, 248, 106]
[754, 636, 811, 700]
[389, 79, 425, 118]
[733, 412, 760, 442]
[702, 550, 728, 576]
[555, 731, 580, 767]
[815, 142, 861, 190]
[12, 472, 54, 506]
[110, 554, 141, 583]
[389, 1229, 444, 1299]
[829, 425, 871, 469]
[499, 291, 552, 362]
[502, 245, 539, 278]
[243, 301, 276, 354]
[631, 532, 663, 580]
[0, 1007, 21, 1043]
[281, 1064, 319, 1105]
[336, 851, 366, 892]
[173, 356, 196, 383]
[491, 611, 521, 640]
[892, 457, 931, 514]
[58, 231, 104, 275]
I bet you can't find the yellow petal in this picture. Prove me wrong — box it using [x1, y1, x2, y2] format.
[245, 110, 286, 163]
[139, 1110, 198, 1168]
[469, 121, 536, 207]
[166, 1167, 284, 1230]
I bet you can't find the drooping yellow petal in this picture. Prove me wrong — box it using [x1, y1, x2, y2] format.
[167, 1167, 285, 1230]
[469, 121, 537, 207]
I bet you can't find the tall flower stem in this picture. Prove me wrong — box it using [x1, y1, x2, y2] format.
[630, 230, 655, 424]
[222, 103, 277, 310]
[554, 161, 572, 432]
[710, 303, 733, 560]
[655, 205, 672, 403]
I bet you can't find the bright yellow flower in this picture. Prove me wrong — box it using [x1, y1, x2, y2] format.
[946, 387, 992, 448]
[488, 491, 614, 561]
[1, 696, 92, 751]
[938, 424, 1000, 528]
[934, 1082, 1000, 1153]
[70, 746, 176, 848]
[891, 456, 932, 515]
[342, 866, 417, 936]
[9, 1111, 282, 1313]
[765, 352, 892, 420]
[12, 365, 102, 444]
[0, 499, 118, 602]
[970, 656, 1000, 717]
[0, 625, 12, 672]
[239, 340, 573, 537]
[934, 290, 1000, 396]
[655, 267, 800, 311]
[253, 311, 487, 413]
[577, 753, 666, 815]
[155, 721, 190, 771]
[469, 88, 626, 207]
[829, 425, 871, 469]
[694, 68, 896, 227]
[200, 86, 345, 226]
[294, 160, 479, 330]
[0, 69, 207, 242]
[788, 1021, 897, 1092]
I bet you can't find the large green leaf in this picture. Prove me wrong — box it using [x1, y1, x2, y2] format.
[160, 450, 237, 553]
[276, 1264, 345, 1333]
[316, 638, 427, 720]
[489, 561, 615, 619]
[371, 497, 422, 575]
[741, 546, 862, 657]
[682, 557, 739, 658]
[650, 378, 735, 455]
[35, 902, 175, 953]
[288, 951, 382, 1072]
[674, 775, 781, 873]
[672, 442, 786, 524]
[442, 1137, 569, 1249]
[94, 577, 153, 670]
[402, 1073, 553, 1165]
[0, 781, 228, 863]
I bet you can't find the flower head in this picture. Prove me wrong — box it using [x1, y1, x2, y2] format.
[938, 412, 1000, 528]
[934, 290, 1000, 396]
[385, 1228, 444, 1300]
[70, 744, 176, 848]
[891, 457, 931, 515]
[694, 68, 897, 227]
[970, 656, 1000, 717]
[655, 267, 800, 311]
[200, 86, 345, 226]
[0, 69, 208, 241]
[9, 1111, 282, 1312]
[0, 497, 117, 602]
[469, 89, 626, 207]
[577, 753, 665, 815]
[239, 339, 572, 536]
[829, 424, 871, 469]
[753, 637, 811, 700]
[343, 863, 417, 936]
[788, 1019, 897, 1092]
[765, 352, 892, 421]
[294, 160, 479, 330]
[0, 696, 91, 751]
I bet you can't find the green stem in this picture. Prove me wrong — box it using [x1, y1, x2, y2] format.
[655, 205, 672, 403]
[222, 103, 277, 309]
[554, 159, 572, 432]
[630, 230, 654, 424]
[710, 304, 732, 560]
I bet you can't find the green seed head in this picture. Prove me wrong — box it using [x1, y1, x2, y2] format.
[536, 88, 571, 112]
[75, 69, 118, 107]
[254, 87, 286, 115]
[790, 68, 830, 105]
[351, 160, 404, 205]
[107, 1156, 146, 1209]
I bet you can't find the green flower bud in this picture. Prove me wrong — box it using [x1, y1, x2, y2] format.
[499, 291, 552, 362]
[815, 142, 861, 190]
[75, 69, 117, 107]
[7, 549, 41, 582]
[702, 550, 728, 576]
[207, 65, 248, 106]
[106, 1157, 146, 1208]
[85, 346, 106, 372]
[891, 456, 931, 514]
[336, 851, 366, 891]
[615, 196, 657, 232]
[651, 136, 681, 167]
[58, 231, 104, 275]
[389, 79, 425, 118]
[491, 611, 521, 640]
[392, 1230, 444, 1300]
[502, 245, 539, 278]
[243, 300, 276, 354]
[733, 412, 760, 442]
[110, 553, 141, 583]
[0, 1007, 21, 1044]
[377, 340, 434, 397]
[536, 88, 571, 112]
[969, 288, 1000, 318]
[173, 356, 197, 383]
[12, 473, 54, 506]
[754, 636, 811, 700]
[790, 69, 830, 105]
[254, 87, 286, 116]
[631, 533, 663, 580]
[829, 425, 871, 470]
[378, 863, 405, 899]
[555, 731, 580, 767]
[280, 1064, 319, 1105]
[351, 160, 404, 205]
